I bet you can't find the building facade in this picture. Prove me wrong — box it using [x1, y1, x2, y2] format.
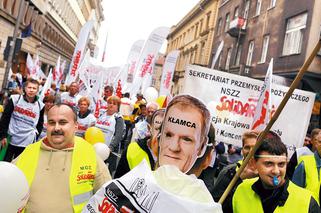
[166, 0, 220, 95]
[0, 0, 104, 87]
[211, 0, 321, 128]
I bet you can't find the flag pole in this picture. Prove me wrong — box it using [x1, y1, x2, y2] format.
[218, 37, 321, 204]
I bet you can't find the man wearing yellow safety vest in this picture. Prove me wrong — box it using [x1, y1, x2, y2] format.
[14, 103, 112, 213]
[292, 128, 321, 205]
[212, 130, 259, 201]
[226, 131, 320, 212]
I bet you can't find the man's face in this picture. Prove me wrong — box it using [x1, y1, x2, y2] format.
[147, 105, 157, 118]
[159, 106, 203, 173]
[151, 114, 164, 137]
[242, 137, 257, 158]
[312, 132, 321, 156]
[25, 82, 39, 98]
[69, 83, 78, 96]
[104, 88, 113, 98]
[254, 151, 287, 189]
[47, 105, 77, 149]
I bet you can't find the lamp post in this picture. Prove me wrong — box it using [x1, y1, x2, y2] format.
[2, 0, 25, 90]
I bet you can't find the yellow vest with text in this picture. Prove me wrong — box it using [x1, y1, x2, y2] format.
[232, 178, 312, 213]
[16, 137, 97, 213]
[298, 155, 321, 204]
[127, 142, 151, 170]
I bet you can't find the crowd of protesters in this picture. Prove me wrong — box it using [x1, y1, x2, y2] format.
[0, 76, 321, 212]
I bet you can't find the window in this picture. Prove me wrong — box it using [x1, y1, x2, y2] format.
[234, 7, 239, 19]
[246, 41, 255, 66]
[282, 13, 307, 55]
[217, 18, 222, 35]
[269, 0, 276, 8]
[225, 48, 232, 71]
[234, 44, 242, 66]
[200, 42, 206, 64]
[260, 35, 270, 63]
[255, 0, 262, 16]
[225, 13, 230, 32]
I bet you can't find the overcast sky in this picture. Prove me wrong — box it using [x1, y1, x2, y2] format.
[97, 0, 200, 67]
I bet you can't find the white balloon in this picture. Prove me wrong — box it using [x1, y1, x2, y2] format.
[0, 162, 29, 213]
[143, 87, 158, 102]
[94, 143, 111, 161]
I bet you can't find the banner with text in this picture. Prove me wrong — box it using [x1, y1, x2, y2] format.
[65, 20, 94, 85]
[183, 65, 315, 155]
[159, 50, 180, 96]
[122, 39, 145, 93]
[131, 27, 170, 97]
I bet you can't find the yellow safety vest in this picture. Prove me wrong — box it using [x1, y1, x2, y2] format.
[298, 155, 321, 204]
[16, 136, 97, 213]
[127, 142, 151, 170]
[232, 178, 312, 213]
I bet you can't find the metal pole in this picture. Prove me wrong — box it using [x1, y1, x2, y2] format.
[2, 0, 25, 90]
[219, 37, 321, 204]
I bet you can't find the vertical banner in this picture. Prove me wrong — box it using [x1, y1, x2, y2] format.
[53, 56, 61, 84]
[130, 27, 170, 98]
[159, 50, 180, 96]
[183, 65, 315, 157]
[251, 58, 273, 131]
[39, 69, 52, 101]
[211, 40, 224, 69]
[122, 40, 145, 93]
[65, 20, 94, 85]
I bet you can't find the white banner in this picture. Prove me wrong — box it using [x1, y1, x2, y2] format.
[26, 53, 37, 80]
[183, 65, 315, 156]
[53, 56, 61, 84]
[78, 52, 105, 108]
[211, 40, 224, 69]
[122, 40, 145, 93]
[82, 161, 221, 213]
[252, 58, 273, 131]
[159, 50, 180, 96]
[131, 27, 170, 97]
[65, 20, 94, 85]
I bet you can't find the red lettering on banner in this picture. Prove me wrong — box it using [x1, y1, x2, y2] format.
[14, 106, 36, 118]
[129, 61, 136, 74]
[252, 91, 269, 130]
[216, 96, 257, 118]
[164, 70, 172, 89]
[139, 54, 154, 77]
[98, 197, 118, 213]
[71, 50, 82, 77]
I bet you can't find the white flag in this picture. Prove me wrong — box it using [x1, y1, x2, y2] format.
[53, 56, 61, 84]
[65, 20, 94, 85]
[131, 27, 170, 97]
[211, 41, 224, 69]
[26, 53, 37, 79]
[159, 50, 180, 96]
[34, 54, 41, 80]
[39, 69, 52, 101]
[251, 58, 273, 131]
[122, 40, 145, 93]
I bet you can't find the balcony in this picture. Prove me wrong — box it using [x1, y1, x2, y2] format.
[227, 17, 246, 38]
